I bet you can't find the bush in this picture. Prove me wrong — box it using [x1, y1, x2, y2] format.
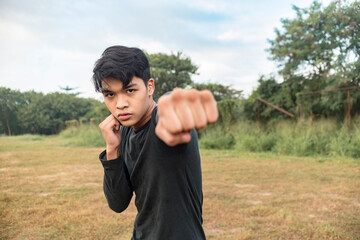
[200, 134, 236, 150]
[203, 118, 360, 159]
[240, 132, 277, 152]
[65, 120, 79, 128]
[59, 124, 105, 147]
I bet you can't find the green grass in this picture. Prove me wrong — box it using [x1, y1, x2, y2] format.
[1, 134, 359, 239]
[58, 124, 105, 147]
[199, 118, 360, 158]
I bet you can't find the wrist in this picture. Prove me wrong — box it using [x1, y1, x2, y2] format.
[106, 146, 119, 160]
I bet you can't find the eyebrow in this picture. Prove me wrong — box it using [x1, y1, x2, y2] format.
[123, 83, 137, 90]
[101, 89, 112, 93]
[101, 83, 138, 93]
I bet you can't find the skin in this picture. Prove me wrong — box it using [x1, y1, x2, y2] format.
[98, 76, 218, 160]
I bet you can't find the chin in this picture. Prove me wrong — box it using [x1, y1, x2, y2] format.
[119, 120, 134, 127]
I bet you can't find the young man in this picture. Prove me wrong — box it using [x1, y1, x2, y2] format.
[92, 46, 218, 240]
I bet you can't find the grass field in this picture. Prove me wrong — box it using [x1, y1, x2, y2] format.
[1, 135, 359, 240]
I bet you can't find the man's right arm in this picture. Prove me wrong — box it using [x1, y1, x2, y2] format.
[99, 151, 133, 213]
[99, 114, 133, 213]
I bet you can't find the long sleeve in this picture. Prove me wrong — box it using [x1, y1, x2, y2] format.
[99, 150, 133, 213]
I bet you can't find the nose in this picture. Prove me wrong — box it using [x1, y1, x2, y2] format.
[116, 95, 128, 109]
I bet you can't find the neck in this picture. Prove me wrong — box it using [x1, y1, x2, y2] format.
[132, 100, 156, 131]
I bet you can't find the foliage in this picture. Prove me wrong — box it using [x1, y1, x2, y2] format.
[0, 88, 24, 135]
[245, 0, 360, 122]
[146, 51, 198, 101]
[244, 75, 300, 123]
[192, 82, 243, 101]
[17, 92, 98, 134]
[200, 118, 360, 158]
[268, 1, 360, 82]
[0, 87, 105, 135]
[59, 123, 105, 147]
[200, 134, 235, 150]
[83, 102, 110, 124]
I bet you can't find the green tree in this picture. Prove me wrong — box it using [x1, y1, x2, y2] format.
[262, 0, 360, 120]
[192, 82, 243, 101]
[84, 101, 110, 124]
[17, 92, 97, 134]
[268, 1, 360, 82]
[0, 87, 107, 135]
[146, 52, 198, 101]
[0, 87, 23, 135]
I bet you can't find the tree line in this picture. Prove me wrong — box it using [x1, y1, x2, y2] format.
[0, 51, 241, 136]
[1, 0, 359, 136]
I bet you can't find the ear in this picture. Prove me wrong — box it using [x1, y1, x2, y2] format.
[147, 78, 155, 96]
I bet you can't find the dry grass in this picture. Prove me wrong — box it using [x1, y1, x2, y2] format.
[1, 136, 359, 240]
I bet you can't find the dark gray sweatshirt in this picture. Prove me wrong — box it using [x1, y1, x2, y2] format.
[99, 107, 206, 240]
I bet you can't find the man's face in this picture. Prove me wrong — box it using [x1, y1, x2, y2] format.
[102, 76, 155, 130]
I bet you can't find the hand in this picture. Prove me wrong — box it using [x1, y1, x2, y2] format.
[99, 114, 121, 159]
[155, 88, 218, 146]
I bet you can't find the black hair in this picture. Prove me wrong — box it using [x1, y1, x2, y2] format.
[92, 46, 151, 92]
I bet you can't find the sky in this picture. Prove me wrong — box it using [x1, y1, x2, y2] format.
[0, 0, 332, 100]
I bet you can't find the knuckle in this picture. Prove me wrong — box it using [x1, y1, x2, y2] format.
[183, 123, 195, 132]
[168, 138, 176, 147]
[165, 134, 176, 146]
[208, 111, 219, 123]
[157, 95, 169, 108]
[164, 120, 182, 133]
[172, 124, 183, 133]
[185, 89, 199, 102]
[200, 90, 214, 102]
[196, 121, 207, 129]
[171, 88, 184, 101]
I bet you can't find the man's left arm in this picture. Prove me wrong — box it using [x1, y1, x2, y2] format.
[155, 88, 218, 146]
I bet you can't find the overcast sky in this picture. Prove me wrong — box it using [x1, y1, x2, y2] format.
[0, 0, 332, 100]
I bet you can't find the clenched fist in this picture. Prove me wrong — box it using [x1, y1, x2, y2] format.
[99, 114, 122, 160]
[155, 88, 218, 146]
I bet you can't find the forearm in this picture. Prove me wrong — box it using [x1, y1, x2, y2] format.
[106, 146, 119, 160]
[99, 150, 133, 213]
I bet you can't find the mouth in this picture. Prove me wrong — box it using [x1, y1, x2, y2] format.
[118, 113, 132, 121]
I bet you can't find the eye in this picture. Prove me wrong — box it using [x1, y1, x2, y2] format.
[104, 93, 114, 98]
[127, 89, 135, 93]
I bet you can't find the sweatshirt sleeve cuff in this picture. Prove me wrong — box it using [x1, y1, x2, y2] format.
[99, 150, 122, 169]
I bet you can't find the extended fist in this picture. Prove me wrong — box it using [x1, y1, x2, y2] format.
[155, 88, 218, 146]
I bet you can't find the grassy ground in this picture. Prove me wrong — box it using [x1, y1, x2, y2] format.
[0, 135, 359, 240]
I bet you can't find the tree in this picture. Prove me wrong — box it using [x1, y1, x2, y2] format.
[268, 1, 360, 82]
[262, 0, 360, 120]
[17, 92, 97, 134]
[146, 51, 198, 101]
[0, 87, 106, 135]
[0, 88, 21, 135]
[192, 82, 243, 101]
[244, 76, 284, 122]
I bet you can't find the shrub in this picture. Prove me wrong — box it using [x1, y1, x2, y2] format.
[200, 134, 236, 150]
[203, 117, 360, 159]
[59, 124, 105, 147]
